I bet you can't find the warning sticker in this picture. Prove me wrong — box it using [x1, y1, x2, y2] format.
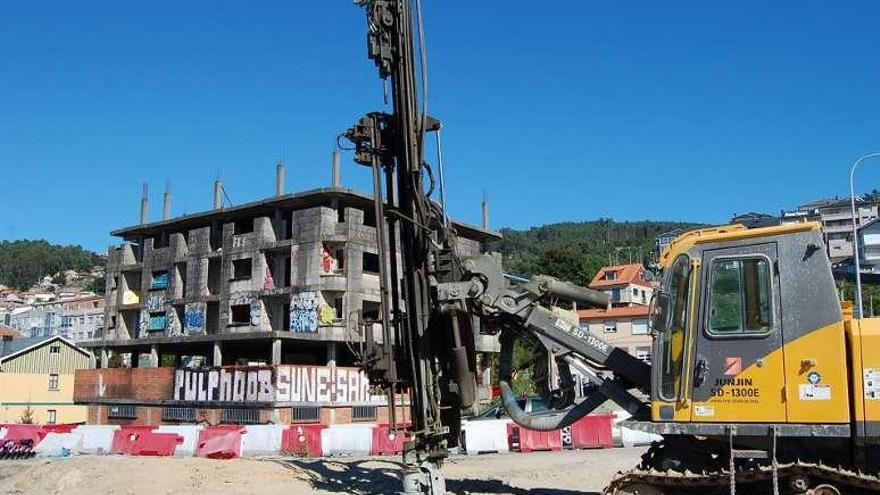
[799, 384, 831, 401]
[724, 357, 742, 376]
[865, 369, 880, 400]
[694, 405, 715, 417]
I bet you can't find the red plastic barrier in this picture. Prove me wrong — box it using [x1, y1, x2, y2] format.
[2, 425, 48, 448]
[370, 424, 409, 456]
[111, 425, 156, 455]
[130, 432, 183, 456]
[42, 424, 77, 434]
[568, 414, 614, 449]
[196, 425, 245, 459]
[506, 423, 562, 453]
[281, 424, 325, 457]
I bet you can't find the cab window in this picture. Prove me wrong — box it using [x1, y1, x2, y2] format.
[656, 254, 691, 401]
[708, 257, 772, 336]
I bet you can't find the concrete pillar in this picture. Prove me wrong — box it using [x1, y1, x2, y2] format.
[271, 338, 282, 365]
[163, 181, 172, 220]
[213, 180, 223, 210]
[326, 342, 337, 366]
[213, 341, 223, 366]
[275, 160, 285, 196]
[140, 183, 149, 224]
[331, 150, 341, 187]
[148, 345, 159, 368]
[100, 349, 109, 368]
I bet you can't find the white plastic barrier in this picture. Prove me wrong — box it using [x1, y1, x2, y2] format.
[34, 432, 84, 457]
[461, 419, 510, 455]
[241, 425, 285, 457]
[611, 410, 661, 447]
[72, 425, 119, 454]
[0, 426, 7, 440]
[321, 424, 373, 456]
[156, 425, 203, 456]
[619, 426, 661, 447]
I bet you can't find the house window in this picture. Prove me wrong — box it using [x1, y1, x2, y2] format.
[150, 270, 170, 290]
[352, 405, 377, 422]
[604, 320, 617, 333]
[292, 406, 321, 423]
[46, 410, 57, 425]
[148, 312, 167, 330]
[632, 288, 638, 297]
[635, 347, 652, 364]
[48, 374, 59, 390]
[605, 270, 617, 281]
[231, 259, 252, 280]
[362, 252, 380, 274]
[233, 218, 254, 235]
[108, 404, 138, 419]
[708, 257, 773, 336]
[230, 304, 250, 325]
[632, 319, 649, 335]
[610, 288, 621, 302]
[49, 345, 61, 354]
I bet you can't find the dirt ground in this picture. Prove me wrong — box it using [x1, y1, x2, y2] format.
[0, 448, 645, 495]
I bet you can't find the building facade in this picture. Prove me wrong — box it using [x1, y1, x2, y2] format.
[77, 186, 499, 425]
[0, 335, 90, 424]
[578, 263, 654, 363]
[8, 295, 104, 343]
[587, 263, 654, 306]
[782, 198, 879, 261]
[578, 305, 651, 363]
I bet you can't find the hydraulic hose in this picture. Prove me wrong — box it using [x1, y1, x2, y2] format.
[499, 380, 606, 431]
[498, 331, 605, 431]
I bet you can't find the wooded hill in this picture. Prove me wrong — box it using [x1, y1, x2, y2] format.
[487, 219, 705, 286]
[0, 240, 104, 290]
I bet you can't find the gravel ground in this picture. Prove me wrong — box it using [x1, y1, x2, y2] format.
[0, 448, 645, 495]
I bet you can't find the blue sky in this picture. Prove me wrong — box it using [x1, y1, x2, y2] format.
[2, 1, 879, 252]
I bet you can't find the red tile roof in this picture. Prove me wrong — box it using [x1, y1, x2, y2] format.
[578, 305, 650, 321]
[0, 325, 22, 339]
[588, 263, 652, 289]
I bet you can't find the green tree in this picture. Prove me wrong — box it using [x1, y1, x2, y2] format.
[85, 275, 107, 295]
[0, 240, 104, 290]
[19, 405, 35, 424]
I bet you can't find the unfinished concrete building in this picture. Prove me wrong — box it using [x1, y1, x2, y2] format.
[76, 173, 499, 426]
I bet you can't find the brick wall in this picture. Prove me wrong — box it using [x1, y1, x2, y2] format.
[74, 368, 175, 402]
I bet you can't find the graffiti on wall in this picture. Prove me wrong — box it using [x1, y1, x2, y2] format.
[174, 367, 274, 402]
[183, 304, 205, 335]
[249, 299, 261, 326]
[138, 310, 151, 338]
[171, 365, 384, 404]
[263, 262, 276, 290]
[232, 235, 247, 248]
[275, 365, 381, 403]
[290, 291, 320, 333]
[166, 309, 182, 337]
[321, 244, 338, 274]
[144, 294, 165, 312]
[122, 290, 140, 305]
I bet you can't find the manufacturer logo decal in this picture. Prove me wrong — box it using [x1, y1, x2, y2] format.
[807, 371, 821, 385]
[724, 357, 742, 376]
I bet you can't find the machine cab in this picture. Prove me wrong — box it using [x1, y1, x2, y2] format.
[650, 223, 850, 425]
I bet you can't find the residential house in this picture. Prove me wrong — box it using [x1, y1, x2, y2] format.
[0, 335, 90, 424]
[588, 263, 654, 307]
[578, 305, 652, 363]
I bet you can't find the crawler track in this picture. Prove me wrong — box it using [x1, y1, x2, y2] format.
[606, 453, 880, 494]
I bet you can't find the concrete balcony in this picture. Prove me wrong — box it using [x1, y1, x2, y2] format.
[319, 273, 348, 292]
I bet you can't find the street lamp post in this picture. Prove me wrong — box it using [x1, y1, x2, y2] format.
[848, 151, 880, 319]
